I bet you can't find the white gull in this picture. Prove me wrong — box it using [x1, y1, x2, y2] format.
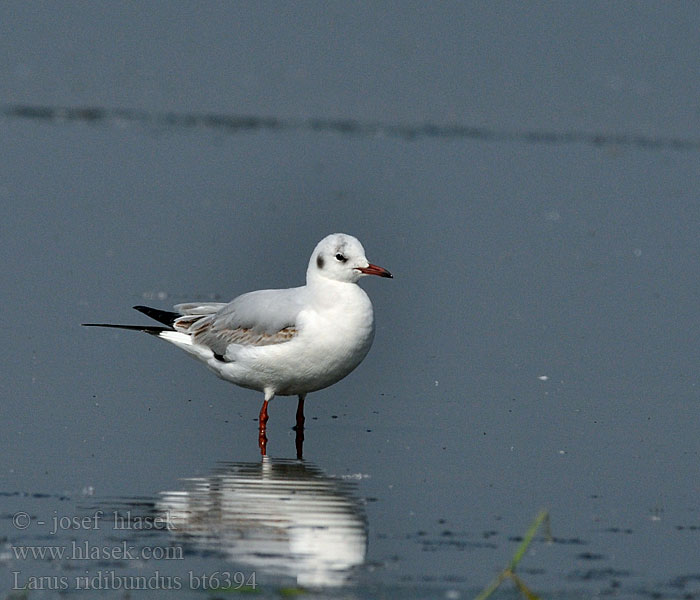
[84, 233, 392, 447]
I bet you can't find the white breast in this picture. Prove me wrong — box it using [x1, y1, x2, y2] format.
[214, 281, 376, 396]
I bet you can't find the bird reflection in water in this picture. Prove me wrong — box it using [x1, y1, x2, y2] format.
[157, 458, 367, 588]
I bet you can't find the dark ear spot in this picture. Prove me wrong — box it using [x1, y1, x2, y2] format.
[316, 254, 324, 269]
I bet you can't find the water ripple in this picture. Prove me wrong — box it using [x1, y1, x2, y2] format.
[4, 104, 698, 151]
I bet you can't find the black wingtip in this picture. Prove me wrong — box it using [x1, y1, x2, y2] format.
[81, 323, 168, 335]
[133, 305, 179, 327]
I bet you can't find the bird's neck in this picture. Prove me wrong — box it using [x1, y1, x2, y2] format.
[306, 277, 367, 310]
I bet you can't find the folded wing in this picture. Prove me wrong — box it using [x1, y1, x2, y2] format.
[172, 288, 307, 357]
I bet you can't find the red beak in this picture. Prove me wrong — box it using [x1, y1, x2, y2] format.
[357, 263, 393, 278]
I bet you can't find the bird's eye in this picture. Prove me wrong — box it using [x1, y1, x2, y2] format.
[335, 253, 347, 262]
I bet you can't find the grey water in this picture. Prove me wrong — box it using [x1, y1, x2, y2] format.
[1, 3, 699, 598]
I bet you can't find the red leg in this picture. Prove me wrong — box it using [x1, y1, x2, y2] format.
[258, 399, 269, 456]
[259, 399, 270, 425]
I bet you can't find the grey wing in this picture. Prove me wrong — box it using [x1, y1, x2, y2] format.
[173, 288, 306, 356]
[175, 302, 228, 316]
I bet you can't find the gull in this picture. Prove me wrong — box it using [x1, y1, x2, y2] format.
[84, 233, 392, 452]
